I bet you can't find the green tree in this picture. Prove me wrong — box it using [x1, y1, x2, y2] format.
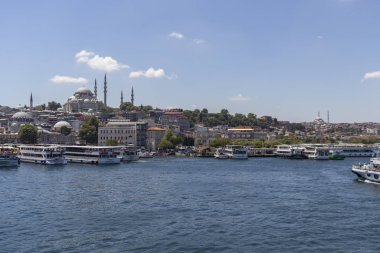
[158, 129, 183, 149]
[79, 116, 100, 144]
[19, 124, 38, 144]
[47, 101, 62, 111]
[210, 137, 231, 148]
[106, 139, 119, 146]
[60, 126, 71, 136]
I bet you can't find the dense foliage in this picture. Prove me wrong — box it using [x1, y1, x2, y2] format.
[47, 101, 62, 111]
[183, 109, 277, 128]
[60, 126, 71, 136]
[18, 124, 38, 144]
[158, 130, 183, 149]
[79, 116, 100, 144]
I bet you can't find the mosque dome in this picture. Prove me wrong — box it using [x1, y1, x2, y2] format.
[75, 87, 93, 95]
[11, 111, 33, 119]
[53, 121, 72, 130]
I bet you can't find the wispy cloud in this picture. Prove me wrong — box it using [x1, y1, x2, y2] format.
[50, 75, 88, 84]
[75, 50, 129, 72]
[129, 68, 177, 80]
[317, 35, 324, 39]
[194, 39, 206, 44]
[362, 70, 380, 82]
[168, 32, 184, 40]
[229, 94, 251, 102]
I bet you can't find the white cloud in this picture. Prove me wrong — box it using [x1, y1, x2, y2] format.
[362, 70, 380, 82]
[75, 50, 129, 72]
[168, 32, 184, 40]
[50, 75, 88, 84]
[229, 94, 251, 102]
[129, 68, 177, 80]
[194, 39, 206, 44]
[317, 35, 324, 39]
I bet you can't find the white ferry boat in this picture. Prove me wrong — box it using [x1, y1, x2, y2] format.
[224, 145, 248, 159]
[63, 146, 121, 164]
[352, 158, 380, 183]
[19, 145, 67, 165]
[0, 146, 19, 167]
[275, 145, 306, 159]
[214, 148, 228, 159]
[330, 144, 376, 157]
[303, 146, 329, 160]
[118, 145, 140, 162]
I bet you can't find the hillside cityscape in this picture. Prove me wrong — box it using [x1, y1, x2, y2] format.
[1, 75, 380, 150]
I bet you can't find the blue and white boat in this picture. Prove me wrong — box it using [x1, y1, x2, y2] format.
[19, 145, 66, 165]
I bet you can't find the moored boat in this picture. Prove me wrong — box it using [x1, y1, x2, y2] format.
[62, 146, 121, 164]
[118, 145, 140, 162]
[329, 150, 345, 160]
[214, 148, 228, 159]
[0, 146, 19, 167]
[224, 145, 248, 160]
[19, 145, 66, 165]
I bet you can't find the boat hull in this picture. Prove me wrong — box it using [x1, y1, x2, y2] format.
[0, 158, 19, 167]
[352, 166, 380, 183]
[19, 157, 67, 165]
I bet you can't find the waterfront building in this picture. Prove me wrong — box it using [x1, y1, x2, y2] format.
[159, 111, 191, 132]
[146, 127, 166, 151]
[193, 125, 219, 146]
[98, 120, 148, 147]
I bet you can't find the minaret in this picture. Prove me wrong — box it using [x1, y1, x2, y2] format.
[327, 110, 330, 124]
[120, 90, 124, 106]
[104, 73, 107, 107]
[94, 79, 98, 99]
[131, 86, 134, 106]
[30, 93, 33, 111]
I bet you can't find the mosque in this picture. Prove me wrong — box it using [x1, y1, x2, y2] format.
[63, 74, 108, 113]
[63, 73, 136, 113]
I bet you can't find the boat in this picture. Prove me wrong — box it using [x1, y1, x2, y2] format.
[303, 146, 329, 160]
[0, 146, 19, 167]
[175, 146, 188, 157]
[62, 146, 121, 164]
[274, 145, 306, 159]
[19, 145, 67, 165]
[224, 145, 248, 159]
[330, 144, 376, 157]
[329, 150, 345, 160]
[352, 158, 380, 183]
[118, 145, 140, 162]
[214, 148, 228, 159]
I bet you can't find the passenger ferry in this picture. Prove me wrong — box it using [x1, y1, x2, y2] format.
[303, 145, 329, 160]
[352, 158, 380, 183]
[330, 144, 377, 157]
[0, 146, 19, 167]
[63, 146, 121, 164]
[275, 145, 306, 159]
[118, 145, 140, 162]
[19, 145, 66, 165]
[224, 145, 248, 159]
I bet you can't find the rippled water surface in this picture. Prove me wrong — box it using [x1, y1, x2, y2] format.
[1, 157, 380, 252]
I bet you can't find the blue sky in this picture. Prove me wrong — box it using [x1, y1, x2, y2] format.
[1, 0, 380, 122]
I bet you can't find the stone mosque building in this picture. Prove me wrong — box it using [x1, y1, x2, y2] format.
[63, 74, 108, 113]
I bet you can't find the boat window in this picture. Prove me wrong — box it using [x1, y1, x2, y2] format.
[367, 173, 371, 177]
[375, 175, 379, 179]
